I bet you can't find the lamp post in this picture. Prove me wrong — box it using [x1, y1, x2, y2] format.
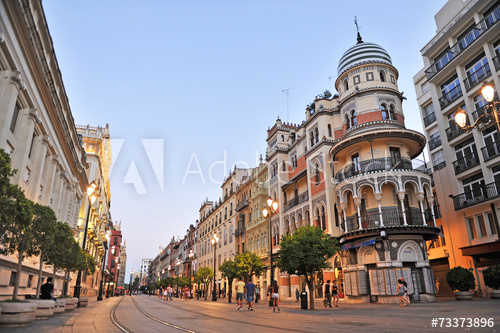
[97, 230, 111, 301]
[107, 245, 116, 299]
[111, 257, 119, 297]
[454, 83, 500, 134]
[211, 233, 219, 302]
[73, 181, 97, 307]
[129, 268, 134, 295]
[262, 196, 278, 307]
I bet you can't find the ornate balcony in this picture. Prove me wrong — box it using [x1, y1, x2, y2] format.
[445, 122, 467, 141]
[335, 157, 429, 183]
[283, 191, 308, 212]
[451, 180, 500, 210]
[464, 63, 491, 91]
[236, 197, 249, 211]
[439, 85, 463, 110]
[425, 4, 500, 80]
[428, 136, 442, 150]
[452, 153, 480, 175]
[481, 141, 500, 161]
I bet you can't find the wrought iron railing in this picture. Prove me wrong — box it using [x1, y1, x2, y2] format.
[283, 191, 309, 211]
[439, 85, 463, 110]
[464, 63, 491, 91]
[445, 122, 467, 141]
[423, 112, 436, 127]
[481, 141, 500, 162]
[428, 136, 442, 150]
[236, 197, 249, 211]
[341, 208, 433, 233]
[335, 157, 428, 183]
[451, 180, 500, 210]
[452, 153, 480, 175]
[493, 54, 500, 71]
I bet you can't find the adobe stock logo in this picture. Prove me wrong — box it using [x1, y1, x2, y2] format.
[110, 139, 164, 195]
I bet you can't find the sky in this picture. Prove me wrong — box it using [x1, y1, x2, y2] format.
[41, 0, 448, 282]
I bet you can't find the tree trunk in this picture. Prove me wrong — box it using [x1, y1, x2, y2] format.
[227, 281, 233, 303]
[306, 275, 315, 310]
[13, 252, 24, 300]
[35, 253, 44, 298]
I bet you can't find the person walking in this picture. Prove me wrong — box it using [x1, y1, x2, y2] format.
[235, 277, 245, 310]
[323, 280, 332, 307]
[168, 285, 173, 301]
[396, 279, 409, 306]
[245, 280, 256, 311]
[331, 281, 339, 307]
[163, 287, 168, 301]
[255, 285, 260, 304]
[271, 280, 280, 312]
[401, 277, 410, 306]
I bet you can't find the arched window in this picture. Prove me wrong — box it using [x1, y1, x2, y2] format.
[282, 161, 286, 171]
[310, 131, 315, 146]
[328, 124, 332, 137]
[344, 79, 349, 91]
[316, 208, 321, 227]
[113, 237, 118, 245]
[281, 135, 284, 142]
[321, 206, 326, 230]
[345, 114, 350, 129]
[315, 164, 320, 186]
[381, 103, 388, 120]
[314, 127, 319, 143]
[380, 70, 386, 82]
[351, 111, 357, 126]
[284, 192, 287, 203]
[389, 105, 395, 120]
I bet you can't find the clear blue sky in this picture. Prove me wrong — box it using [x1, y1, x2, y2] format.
[42, 0, 447, 281]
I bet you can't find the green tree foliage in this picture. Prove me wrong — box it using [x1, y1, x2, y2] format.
[46, 222, 74, 283]
[276, 225, 339, 310]
[32, 203, 57, 298]
[235, 250, 265, 283]
[318, 90, 332, 99]
[132, 276, 140, 291]
[218, 259, 241, 303]
[195, 266, 214, 300]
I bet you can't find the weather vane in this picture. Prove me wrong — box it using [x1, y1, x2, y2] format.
[355, 16, 363, 44]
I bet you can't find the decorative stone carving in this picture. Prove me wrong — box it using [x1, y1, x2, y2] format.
[10, 70, 27, 91]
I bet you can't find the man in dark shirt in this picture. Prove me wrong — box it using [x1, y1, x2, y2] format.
[245, 280, 256, 311]
[40, 277, 55, 300]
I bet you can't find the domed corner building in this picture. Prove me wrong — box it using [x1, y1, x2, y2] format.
[332, 33, 441, 304]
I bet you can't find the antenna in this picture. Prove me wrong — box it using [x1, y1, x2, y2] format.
[282, 88, 292, 122]
[354, 16, 363, 44]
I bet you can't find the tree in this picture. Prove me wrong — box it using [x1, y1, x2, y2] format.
[32, 203, 57, 298]
[132, 276, 140, 291]
[235, 251, 265, 283]
[317, 90, 332, 99]
[46, 221, 74, 291]
[276, 225, 339, 310]
[195, 266, 214, 300]
[218, 259, 241, 303]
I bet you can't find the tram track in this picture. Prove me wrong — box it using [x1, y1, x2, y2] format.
[111, 295, 311, 333]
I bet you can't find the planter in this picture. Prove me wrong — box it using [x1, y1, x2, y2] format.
[63, 297, 77, 311]
[0, 301, 37, 327]
[454, 291, 473, 300]
[490, 289, 500, 299]
[54, 299, 66, 314]
[79, 296, 89, 307]
[28, 299, 55, 319]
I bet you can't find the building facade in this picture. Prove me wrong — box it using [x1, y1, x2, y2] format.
[414, 0, 500, 296]
[0, 0, 89, 297]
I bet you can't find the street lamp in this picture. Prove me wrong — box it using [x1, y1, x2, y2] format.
[262, 196, 278, 307]
[111, 257, 119, 297]
[97, 230, 111, 301]
[454, 83, 500, 133]
[211, 233, 219, 302]
[74, 181, 97, 307]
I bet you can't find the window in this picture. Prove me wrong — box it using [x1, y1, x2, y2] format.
[282, 161, 286, 171]
[350, 111, 357, 127]
[327, 124, 332, 137]
[310, 131, 315, 147]
[113, 237, 118, 245]
[465, 55, 489, 88]
[390, 75, 395, 84]
[434, 47, 454, 71]
[467, 217, 477, 239]
[345, 114, 350, 129]
[281, 135, 284, 142]
[462, 172, 485, 201]
[476, 214, 487, 238]
[457, 23, 480, 51]
[487, 212, 498, 235]
[389, 105, 395, 120]
[366, 72, 374, 81]
[381, 104, 388, 119]
[423, 103, 435, 116]
[314, 127, 319, 143]
[111, 260, 115, 268]
[353, 75, 360, 84]
[440, 75, 462, 103]
[389, 147, 401, 166]
[351, 153, 360, 175]
[28, 133, 36, 159]
[454, 137, 477, 165]
[421, 82, 429, 94]
[229, 225, 233, 243]
[344, 79, 349, 91]
[9, 271, 16, 286]
[10, 104, 20, 133]
[27, 275, 33, 288]
[379, 70, 386, 82]
[315, 164, 320, 186]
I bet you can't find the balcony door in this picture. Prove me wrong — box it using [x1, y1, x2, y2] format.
[352, 153, 361, 175]
[483, 126, 500, 159]
[389, 147, 401, 168]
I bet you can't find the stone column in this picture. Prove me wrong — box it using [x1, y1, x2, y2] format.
[0, 70, 25, 145]
[354, 198, 362, 230]
[416, 192, 427, 226]
[44, 155, 59, 207]
[426, 196, 437, 227]
[341, 202, 348, 232]
[11, 109, 40, 184]
[375, 193, 384, 226]
[397, 191, 408, 226]
[30, 135, 50, 201]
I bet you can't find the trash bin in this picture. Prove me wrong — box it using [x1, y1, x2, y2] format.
[300, 291, 308, 310]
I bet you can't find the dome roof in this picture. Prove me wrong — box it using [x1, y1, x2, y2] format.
[337, 41, 392, 76]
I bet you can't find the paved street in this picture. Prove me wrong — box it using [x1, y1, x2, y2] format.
[1, 296, 499, 332]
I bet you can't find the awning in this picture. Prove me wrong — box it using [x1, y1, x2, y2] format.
[459, 241, 500, 257]
[341, 238, 376, 250]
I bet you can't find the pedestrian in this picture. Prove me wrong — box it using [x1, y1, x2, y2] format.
[401, 277, 410, 306]
[168, 285, 173, 301]
[271, 280, 280, 312]
[323, 280, 332, 307]
[245, 279, 256, 311]
[255, 285, 260, 304]
[396, 279, 409, 306]
[235, 277, 245, 311]
[331, 281, 339, 307]
[184, 285, 189, 301]
[40, 277, 56, 301]
[163, 287, 168, 301]
[295, 288, 299, 302]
